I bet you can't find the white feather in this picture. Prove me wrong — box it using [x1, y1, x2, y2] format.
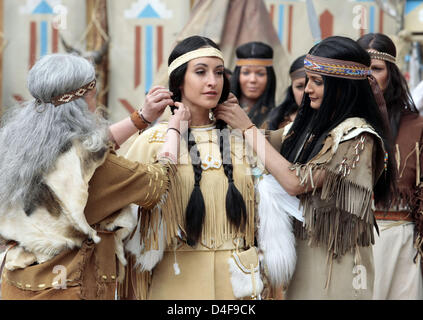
[256, 174, 299, 287]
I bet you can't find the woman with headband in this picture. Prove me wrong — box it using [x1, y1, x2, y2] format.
[230, 41, 276, 128]
[215, 36, 396, 299]
[358, 32, 423, 300]
[121, 35, 295, 300]
[0, 53, 189, 299]
[267, 55, 306, 130]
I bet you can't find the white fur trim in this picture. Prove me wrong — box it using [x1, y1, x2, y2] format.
[228, 256, 263, 299]
[101, 205, 138, 266]
[5, 246, 37, 271]
[124, 205, 166, 272]
[256, 174, 298, 287]
[0, 141, 107, 267]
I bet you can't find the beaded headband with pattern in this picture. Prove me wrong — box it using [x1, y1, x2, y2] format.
[168, 47, 224, 76]
[304, 53, 392, 149]
[235, 58, 273, 67]
[43, 79, 97, 107]
[367, 49, 396, 64]
[304, 54, 371, 79]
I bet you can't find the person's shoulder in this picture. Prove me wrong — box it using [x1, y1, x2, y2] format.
[328, 117, 380, 143]
[124, 122, 168, 162]
[310, 118, 381, 165]
[126, 122, 168, 149]
[140, 121, 168, 143]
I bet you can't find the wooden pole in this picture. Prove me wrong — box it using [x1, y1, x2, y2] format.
[85, 0, 109, 108]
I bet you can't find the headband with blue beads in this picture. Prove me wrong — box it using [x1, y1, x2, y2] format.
[304, 54, 371, 80]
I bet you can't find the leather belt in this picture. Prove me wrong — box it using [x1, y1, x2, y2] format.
[374, 211, 414, 222]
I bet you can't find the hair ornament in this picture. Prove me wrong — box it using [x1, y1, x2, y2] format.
[49, 79, 97, 107]
[304, 54, 371, 79]
[367, 49, 396, 64]
[235, 58, 273, 67]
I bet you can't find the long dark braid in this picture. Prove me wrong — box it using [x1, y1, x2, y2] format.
[184, 121, 247, 246]
[216, 119, 247, 229]
[184, 127, 206, 246]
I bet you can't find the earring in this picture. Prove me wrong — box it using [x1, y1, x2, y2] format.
[209, 109, 215, 121]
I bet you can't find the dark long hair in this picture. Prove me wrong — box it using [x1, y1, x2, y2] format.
[267, 54, 306, 130]
[230, 41, 276, 127]
[280, 36, 396, 205]
[168, 35, 247, 246]
[357, 33, 418, 140]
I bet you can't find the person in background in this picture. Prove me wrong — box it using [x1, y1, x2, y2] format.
[0, 53, 190, 299]
[267, 55, 306, 130]
[121, 35, 295, 300]
[358, 32, 423, 300]
[215, 36, 396, 299]
[230, 41, 276, 128]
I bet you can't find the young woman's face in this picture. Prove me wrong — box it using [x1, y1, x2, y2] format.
[370, 59, 389, 92]
[181, 56, 224, 110]
[239, 66, 268, 101]
[292, 77, 306, 107]
[305, 72, 324, 109]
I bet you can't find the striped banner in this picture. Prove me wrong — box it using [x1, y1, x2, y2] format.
[133, 24, 164, 92]
[27, 1, 60, 69]
[28, 21, 59, 69]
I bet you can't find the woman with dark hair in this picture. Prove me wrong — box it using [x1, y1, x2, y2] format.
[230, 41, 276, 128]
[122, 35, 295, 300]
[357, 32, 423, 300]
[267, 54, 306, 130]
[215, 35, 396, 299]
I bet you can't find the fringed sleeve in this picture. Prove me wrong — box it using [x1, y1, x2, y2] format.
[118, 124, 184, 300]
[393, 114, 423, 259]
[411, 138, 423, 260]
[412, 187, 423, 259]
[293, 133, 380, 258]
[123, 123, 184, 262]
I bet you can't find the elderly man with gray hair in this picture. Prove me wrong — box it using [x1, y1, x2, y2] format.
[0, 53, 190, 299]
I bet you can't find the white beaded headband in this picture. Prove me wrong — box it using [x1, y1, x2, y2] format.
[168, 47, 224, 76]
[367, 49, 396, 64]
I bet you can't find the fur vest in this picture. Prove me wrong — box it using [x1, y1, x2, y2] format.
[0, 140, 135, 271]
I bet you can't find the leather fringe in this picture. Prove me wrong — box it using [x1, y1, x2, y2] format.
[117, 254, 151, 300]
[295, 166, 375, 259]
[139, 163, 183, 251]
[139, 159, 255, 251]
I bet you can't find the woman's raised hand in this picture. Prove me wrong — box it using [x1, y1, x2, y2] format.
[214, 93, 254, 130]
[168, 102, 191, 134]
[140, 85, 174, 123]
